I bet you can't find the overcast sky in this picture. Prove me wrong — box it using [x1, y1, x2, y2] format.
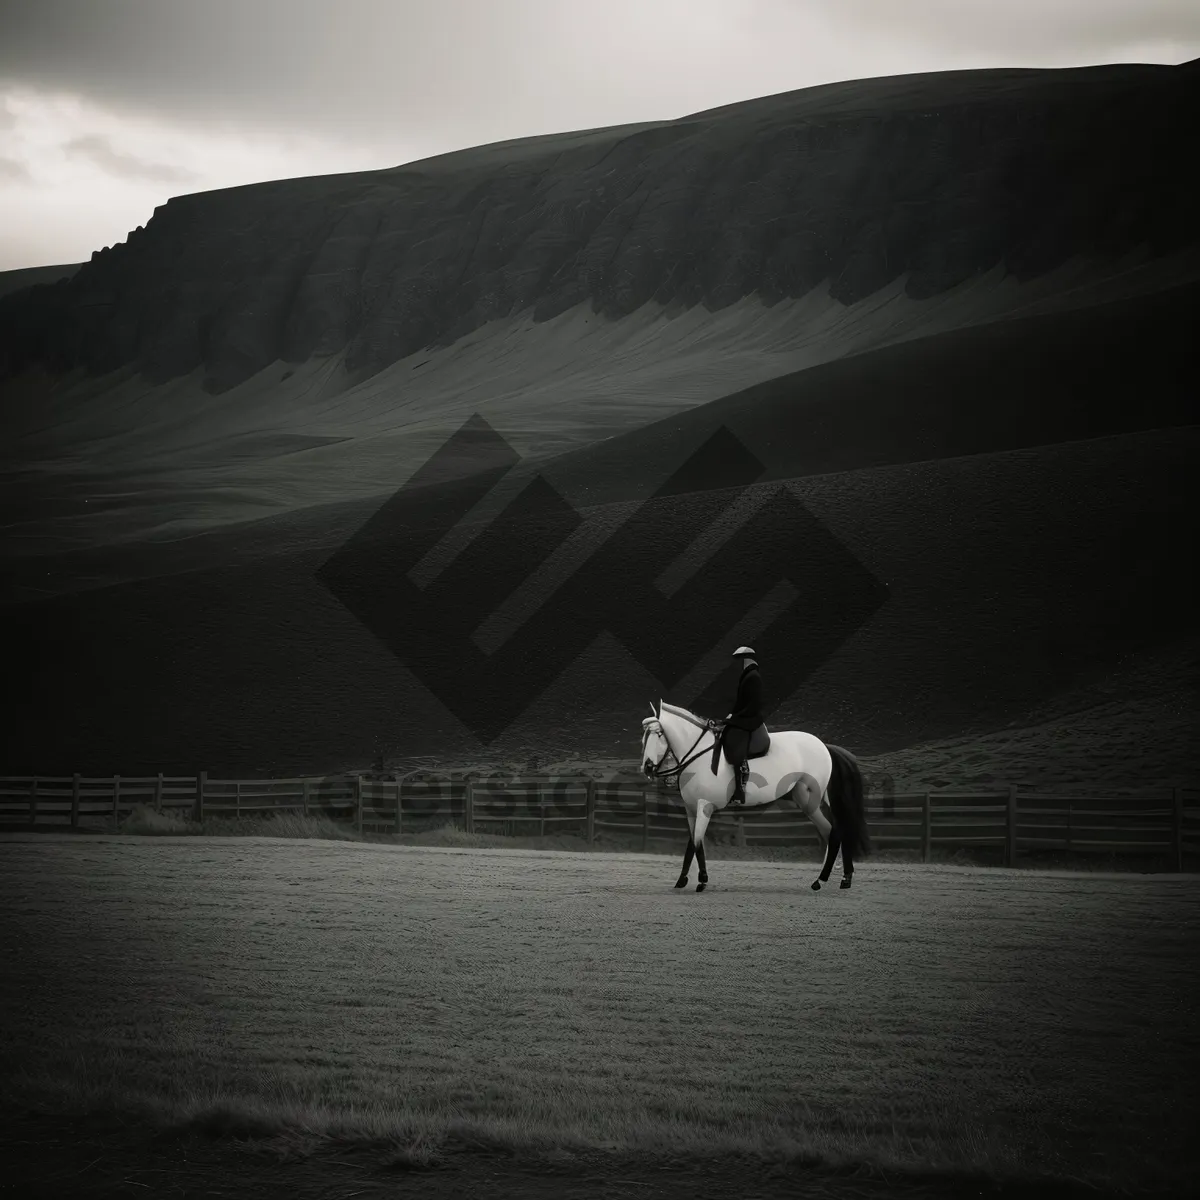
[1, 0, 1197, 272]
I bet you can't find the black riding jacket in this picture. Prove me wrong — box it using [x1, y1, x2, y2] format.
[727, 662, 764, 731]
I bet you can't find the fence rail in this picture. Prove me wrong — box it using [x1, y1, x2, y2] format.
[1, 773, 1197, 867]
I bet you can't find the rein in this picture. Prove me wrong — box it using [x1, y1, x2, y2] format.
[645, 718, 722, 780]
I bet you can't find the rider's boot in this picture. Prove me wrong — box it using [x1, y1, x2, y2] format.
[731, 761, 749, 806]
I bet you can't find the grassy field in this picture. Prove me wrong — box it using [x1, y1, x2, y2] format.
[1, 831, 1198, 1195]
[48, 803, 1196, 875]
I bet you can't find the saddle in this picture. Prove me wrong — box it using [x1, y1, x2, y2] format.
[709, 722, 770, 775]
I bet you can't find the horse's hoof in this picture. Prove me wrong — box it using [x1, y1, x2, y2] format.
[696, 882, 706, 893]
[674, 877, 688, 889]
[811, 880, 821, 891]
[840, 876, 853, 889]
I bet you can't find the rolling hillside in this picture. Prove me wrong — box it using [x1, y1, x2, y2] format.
[1, 61, 1196, 781]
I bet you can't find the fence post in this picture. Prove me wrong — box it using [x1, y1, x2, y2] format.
[1174, 787, 1184, 872]
[356, 775, 363, 835]
[736, 816, 746, 848]
[395, 773, 403, 836]
[71, 773, 81, 830]
[922, 793, 931, 862]
[642, 787, 650, 852]
[29, 777, 38, 828]
[154, 772, 164, 813]
[302, 777, 310, 817]
[586, 780, 596, 844]
[464, 781, 474, 834]
[1006, 785, 1018, 867]
[113, 775, 120, 830]
[195, 772, 206, 822]
[235, 780, 241, 820]
[1066, 799, 1073, 852]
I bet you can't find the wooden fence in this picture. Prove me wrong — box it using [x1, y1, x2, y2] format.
[1, 773, 1198, 868]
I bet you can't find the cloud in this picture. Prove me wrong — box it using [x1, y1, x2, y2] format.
[823, 1, 1200, 57]
[0, 86, 386, 271]
[2, 0, 1195, 159]
[63, 133, 196, 184]
[0, 155, 31, 182]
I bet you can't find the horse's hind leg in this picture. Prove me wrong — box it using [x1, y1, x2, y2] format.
[676, 838, 696, 889]
[840, 843, 854, 889]
[812, 826, 842, 891]
[695, 841, 708, 893]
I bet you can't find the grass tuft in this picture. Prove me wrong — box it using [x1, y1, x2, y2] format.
[119, 804, 194, 835]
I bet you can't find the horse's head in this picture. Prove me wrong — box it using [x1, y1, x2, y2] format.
[640, 703, 671, 778]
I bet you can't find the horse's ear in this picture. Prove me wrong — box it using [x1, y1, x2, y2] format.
[649, 702, 657, 717]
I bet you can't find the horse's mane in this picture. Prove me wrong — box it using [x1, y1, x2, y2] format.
[659, 701, 710, 729]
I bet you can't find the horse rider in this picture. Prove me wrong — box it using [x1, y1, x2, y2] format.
[723, 645, 765, 806]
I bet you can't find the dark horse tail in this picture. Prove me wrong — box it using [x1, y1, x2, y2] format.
[827, 744, 872, 860]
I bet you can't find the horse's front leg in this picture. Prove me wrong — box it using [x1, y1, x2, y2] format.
[676, 837, 696, 889]
[840, 844, 854, 889]
[695, 841, 708, 892]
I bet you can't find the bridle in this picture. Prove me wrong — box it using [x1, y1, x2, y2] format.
[642, 715, 722, 781]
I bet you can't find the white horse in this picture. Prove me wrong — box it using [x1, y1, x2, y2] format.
[640, 700, 872, 892]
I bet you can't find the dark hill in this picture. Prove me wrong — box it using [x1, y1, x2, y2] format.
[2, 293, 1195, 775]
[534, 275, 1200, 506]
[4, 421, 1192, 778]
[1, 62, 1195, 391]
[5, 272, 1194, 604]
[0, 262, 82, 301]
[2, 62, 1197, 782]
